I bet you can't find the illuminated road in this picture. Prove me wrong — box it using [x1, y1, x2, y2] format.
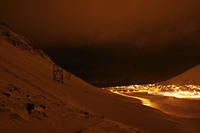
[110, 90, 152, 106]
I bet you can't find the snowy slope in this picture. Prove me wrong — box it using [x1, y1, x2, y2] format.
[162, 65, 200, 85]
[0, 24, 138, 133]
[0, 24, 194, 133]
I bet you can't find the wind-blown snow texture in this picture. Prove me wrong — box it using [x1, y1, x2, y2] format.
[0, 24, 138, 133]
[0, 24, 198, 133]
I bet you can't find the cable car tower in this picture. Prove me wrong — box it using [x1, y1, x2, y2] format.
[53, 64, 64, 83]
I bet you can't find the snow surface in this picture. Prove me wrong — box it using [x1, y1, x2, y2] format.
[162, 65, 200, 85]
[0, 24, 197, 133]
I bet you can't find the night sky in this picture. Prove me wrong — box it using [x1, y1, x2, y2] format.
[1, 0, 200, 86]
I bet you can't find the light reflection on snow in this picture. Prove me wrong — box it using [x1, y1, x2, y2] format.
[110, 90, 152, 106]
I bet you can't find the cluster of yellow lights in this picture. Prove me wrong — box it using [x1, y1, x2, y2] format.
[108, 84, 200, 99]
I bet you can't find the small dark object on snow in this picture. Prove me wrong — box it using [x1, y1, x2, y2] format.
[13, 86, 18, 91]
[2, 92, 11, 97]
[2, 31, 10, 37]
[82, 111, 89, 118]
[83, 112, 89, 115]
[27, 103, 35, 115]
[39, 104, 46, 109]
[42, 112, 47, 117]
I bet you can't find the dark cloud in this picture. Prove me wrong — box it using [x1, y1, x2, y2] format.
[1, 0, 200, 86]
[1, 0, 200, 46]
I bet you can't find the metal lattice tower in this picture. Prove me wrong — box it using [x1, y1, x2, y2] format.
[53, 64, 64, 83]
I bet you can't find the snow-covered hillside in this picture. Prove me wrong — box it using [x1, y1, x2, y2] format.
[0, 24, 139, 133]
[162, 65, 200, 85]
[0, 24, 194, 133]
